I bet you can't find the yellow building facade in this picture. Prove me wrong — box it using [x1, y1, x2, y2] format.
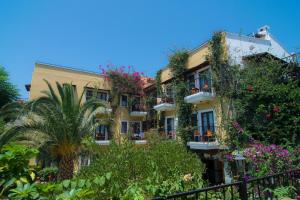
[27, 63, 149, 145]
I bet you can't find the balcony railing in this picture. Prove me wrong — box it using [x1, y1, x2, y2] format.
[185, 76, 215, 103]
[95, 130, 112, 145]
[187, 126, 221, 150]
[157, 93, 175, 104]
[187, 76, 213, 95]
[129, 132, 147, 144]
[131, 104, 146, 112]
[191, 126, 217, 142]
[154, 93, 176, 111]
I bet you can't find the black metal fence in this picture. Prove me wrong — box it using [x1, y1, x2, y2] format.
[153, 169, 300, 200]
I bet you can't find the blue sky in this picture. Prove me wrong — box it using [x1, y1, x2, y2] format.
[1, 0, 300, 99]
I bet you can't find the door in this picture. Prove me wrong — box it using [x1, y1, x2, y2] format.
[130, 122, 142, 139]
[201, 111, 215, 140]
[166, 117, 175, 139]
[198, 69, 212, 92]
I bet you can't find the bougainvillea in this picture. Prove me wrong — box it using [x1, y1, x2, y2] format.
[100, 65, 145, 96]
[100, 65, 146, 111]
[243, 143, 293, 177]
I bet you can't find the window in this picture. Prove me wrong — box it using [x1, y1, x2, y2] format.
[95, 125, 109, 140]
[121, 121, 128, 134]
[97, 91, 108, 101]
[86, 88, 108, 101]
[63, 84, 77, 93]
[121, 95, 128, 107]
[130, 122, 141, 134]
[187, 74, 195, 91]
[85, 89, 93, 101]
[198, 69, 212, 92]
[132, 96, 141, 111]
[80, 155, 90, 167]
[191, 113, 198, 128]
[201, 111, 215, 135]
[166, 118, 174, 134]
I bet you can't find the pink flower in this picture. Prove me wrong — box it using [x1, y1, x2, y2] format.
[273, 106, 280, 113]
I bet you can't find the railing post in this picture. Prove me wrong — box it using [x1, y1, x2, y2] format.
[239, 179, 248, 200]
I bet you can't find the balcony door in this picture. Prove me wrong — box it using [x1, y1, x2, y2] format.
[201, 111, 215, 138]
[165, 117, 175, 139]
[95, 125, 109, 140]
[198, 69, 212, 92]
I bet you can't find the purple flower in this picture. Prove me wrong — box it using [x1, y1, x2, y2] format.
[225, 154, 234, 162]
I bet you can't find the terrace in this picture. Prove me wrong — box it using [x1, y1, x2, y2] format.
[130, 97, 147, 117]
[184, 68, 215, 104]
[187, 126, 222, 150]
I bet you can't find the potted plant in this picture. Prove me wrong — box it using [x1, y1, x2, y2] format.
[191, 87, 199, 94]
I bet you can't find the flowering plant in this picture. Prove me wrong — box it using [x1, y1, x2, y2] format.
[243, 143, 292, 177]
[100, 65, 145, 96]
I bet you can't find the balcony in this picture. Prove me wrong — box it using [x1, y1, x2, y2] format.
[130, 104, 147, 117]
[95, 127, 112, 145]
[187, 126, 222, 150]
[184, 77, 215, 104]
[129, 132, 147, 144]
[153, 95, 176, 111]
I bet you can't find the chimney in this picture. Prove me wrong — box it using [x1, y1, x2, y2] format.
[255, 25, 271, 40]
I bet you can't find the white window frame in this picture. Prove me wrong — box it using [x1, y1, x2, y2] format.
[120, 94, 128, 107]
[120, 120, 128, 134]
[165, 116, 176, 134]
[95, 124, 109, 140]
[96, 90, 109, 101]
[197, 108, 217, 136]
[85, 88, 109, 101]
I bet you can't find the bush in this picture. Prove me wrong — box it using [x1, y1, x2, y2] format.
[37, 167, 58, 182]
[0, 143, 38, 196]
[243, 143, 294, 177]
[77, 138, 205, 199]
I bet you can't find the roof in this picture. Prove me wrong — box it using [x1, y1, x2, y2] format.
[35, 62, 104, 77]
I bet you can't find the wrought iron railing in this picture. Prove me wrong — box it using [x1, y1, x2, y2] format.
[152, 169, 300, 200]
[131, 104, 146, 112]
[191, 126, 217, 142]
[157, 93, 175, 104]
[187, 76, 213, 95]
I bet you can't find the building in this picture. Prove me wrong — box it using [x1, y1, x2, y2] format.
[26, 26, 291, 183]
[151, 26, 290, 184]
[26, 62, 155, 146]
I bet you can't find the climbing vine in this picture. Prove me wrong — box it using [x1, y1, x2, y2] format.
[100, 65, 145, 113]
[208, 32, 246, 148]
[168, 50, 192, 144]
[155, 69, 163, 97]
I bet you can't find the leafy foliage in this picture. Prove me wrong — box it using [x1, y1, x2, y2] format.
[37, 167, 58, 182]
[100, 65, 145, 112]
[0, 66, 19, 108]
[243, 143, 293, 177]
[233, 59, 300, 146]
[0, 143, 38, 196]
[77, 138, 205, 199]
[5, 81, 108, 179]
[167, 50, 192, 144]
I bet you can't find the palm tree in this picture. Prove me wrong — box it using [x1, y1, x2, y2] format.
[3, 80, 108, 179]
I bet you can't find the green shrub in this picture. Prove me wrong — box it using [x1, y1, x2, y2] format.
[0, 143, 38, 196]
[77, 138, 205, 199]
[37, 167, 58, 182]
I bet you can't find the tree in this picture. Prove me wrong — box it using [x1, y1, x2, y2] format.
[0, 66, 19, 108]
[234, 58, 300, 146]
[6, 81, 108, 179]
